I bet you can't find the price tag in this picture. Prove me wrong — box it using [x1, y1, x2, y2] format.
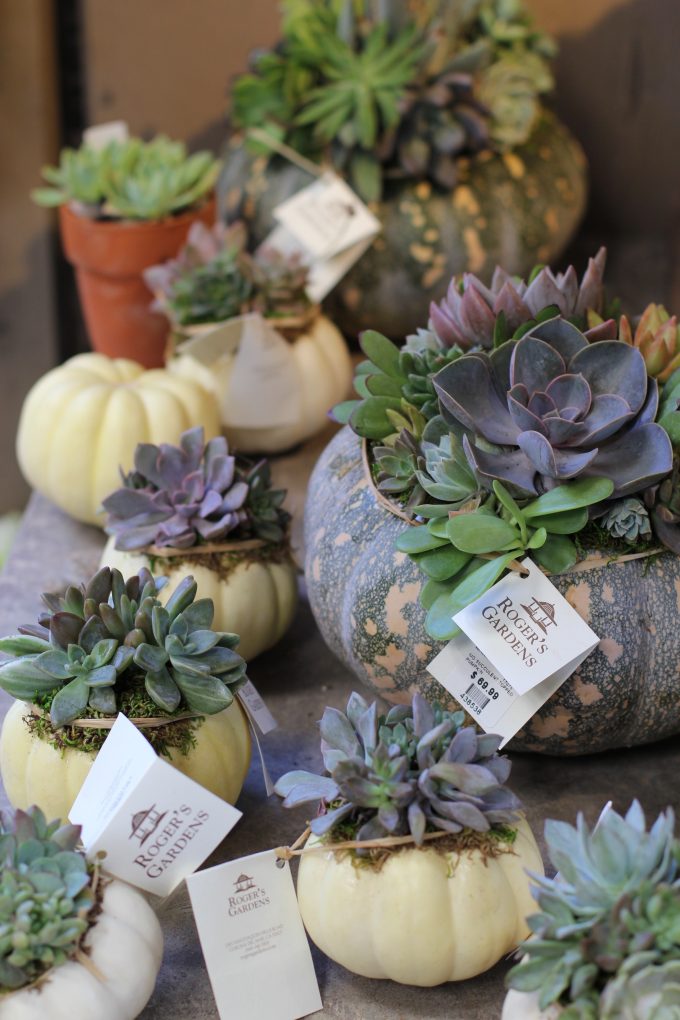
[428, 559, 599, 746]
[83, 120, 129, 150]
[187, 850, 323, 1020]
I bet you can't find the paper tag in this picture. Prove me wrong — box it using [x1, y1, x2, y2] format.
[83, 120, 129, 150]
[69, 715, 242, 896]
[224, 314, 301, 428]
[238, 679, 278, 736]
[187, 850, 322, 1020]
[273, 172, 380, 260]
[428, 559, 599, 746]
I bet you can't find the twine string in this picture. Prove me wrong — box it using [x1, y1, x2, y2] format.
[274, 827, 458, 861]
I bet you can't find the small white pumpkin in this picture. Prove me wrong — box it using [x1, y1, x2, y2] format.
[100, 536, 298, 662]
[0, 698, 251, 822]
[167, 314, 352, 453]
[502, 988, 562, 1019]
[0, 878, 163, 1020]
[16, 353, 220, 526]
[296, 818, 542, 986]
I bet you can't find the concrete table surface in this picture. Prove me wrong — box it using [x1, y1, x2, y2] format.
[0, 483, 678, 1020]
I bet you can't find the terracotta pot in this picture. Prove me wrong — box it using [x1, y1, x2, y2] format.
[59, 198, 215, 368]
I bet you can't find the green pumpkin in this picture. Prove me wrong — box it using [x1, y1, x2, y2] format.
[304, 426, 680, 756]
[218, 113, 587, 340]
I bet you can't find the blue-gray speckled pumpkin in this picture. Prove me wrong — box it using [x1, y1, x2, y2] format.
[218, 114, 587, 341]
[304, 426, 680, 756]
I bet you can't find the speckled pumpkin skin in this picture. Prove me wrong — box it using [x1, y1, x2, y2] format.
[304, 427, 680, 756]
[218, 114, 587, 340]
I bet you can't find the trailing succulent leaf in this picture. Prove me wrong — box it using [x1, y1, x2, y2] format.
[230, 0, 555, 201]
[0, 567, 246, 728]
[506, 801, 680, 1019]
[620, 303, 680, 384]
[275, 690, 520, 850]
[144, 221, 311, 328]
[0, 806, 94, 991]
[397, 475, 614, 640]
[600, 498, 652, 546]
[32, 136, 219, 220]
[429, 247, 609, 350]
[102, 426, 289, 550]
[434, 316, 673, 499]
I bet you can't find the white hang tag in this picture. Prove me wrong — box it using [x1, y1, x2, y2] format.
[223, 313, 301, 428]
[273, 172, 380, 259]
[428, 559, 599, 747]
[237, 680, 278, 798]
[69, 714, 242, 896]
[175, 317, 244, 365]
[83, 120, 129, 150]
[187, 850, 323, 1020]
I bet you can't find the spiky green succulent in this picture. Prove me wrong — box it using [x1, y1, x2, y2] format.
[231, 0, 555, 201]
[0, 567, 246, 729]
[275, 690, 520, 850]
[102, 427, 289, 550]
[144, 221, 311, 328]
[32, 135, 219, 220]
[0, 806, 94, 991]
[506, 801, 680, 1020]
[600, 498, 652, 546]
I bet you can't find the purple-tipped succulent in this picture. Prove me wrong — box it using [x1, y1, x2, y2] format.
[434, 316, 673, 498]
[102, 427, 249, 550]
[430, 247, 609, 350]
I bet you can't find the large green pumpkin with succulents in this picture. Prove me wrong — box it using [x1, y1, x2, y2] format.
[305, 249, 680, 755]
[219, 0, 586, 338]
[0, 567, 251, 821]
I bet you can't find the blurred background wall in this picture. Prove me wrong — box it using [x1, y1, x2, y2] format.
[1, 0, 679, 513]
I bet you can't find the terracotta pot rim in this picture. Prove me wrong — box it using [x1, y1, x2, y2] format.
[60, 194, 215, 234]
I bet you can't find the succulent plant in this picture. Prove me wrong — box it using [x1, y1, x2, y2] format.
[429, 248, 609, 350]
[102, 427, 288, 551]
[0, 567, 246, 728]
[506, 801, 680, 1019]
[144, 221, 311, 328]
[414, 430, 481, 514]
[476, 50, 552, 148]
[600, 498, 652, 546]
[647, 452, 680, 555]
[434, 316, 673, 499]
[32, 136, 220, 220]
[620, 303, 680, 384]
[275, 690, 521, 848]
[0, 806, 94, 991]
[373, 429, 425, 510]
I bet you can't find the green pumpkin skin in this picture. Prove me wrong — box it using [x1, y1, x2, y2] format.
[304, 427, 680, 756]
[218, 113, 587, 340]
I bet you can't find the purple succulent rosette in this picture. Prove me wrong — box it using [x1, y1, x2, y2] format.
[434, 316, 673, 498]
[430, 247, 609, 350]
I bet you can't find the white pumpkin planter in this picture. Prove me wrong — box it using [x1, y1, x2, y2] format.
[16, 353, 219, 526]
[0, 879, 163, 1020]
[100, 535, 298, 662]
[502, 989, 562, 1019]
[296, 818, 543, 986]
[167, 314, 352, 453]
[0, 698, 251, 822]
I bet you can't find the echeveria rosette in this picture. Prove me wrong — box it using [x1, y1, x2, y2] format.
[0, 568, 246, 728]
[274, 691, 520, 851]
[434, 317, 673, 500]
[429, 248, 610, 351]
[506, 801, 680, 1019]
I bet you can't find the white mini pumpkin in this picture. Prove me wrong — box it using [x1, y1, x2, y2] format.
[100, 536, 298, 661]
[296, 818, 542, 986]
[0, 699, 251, 822]
[168, 314, 352, 453]
[16, 353, 220, 526]
[502, 989, 562, 1019]
[0, 878, 163, 1020]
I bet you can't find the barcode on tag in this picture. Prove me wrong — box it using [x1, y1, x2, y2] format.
[462, 682, 490, 715]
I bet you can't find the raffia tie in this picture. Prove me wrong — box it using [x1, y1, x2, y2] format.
[29, 706, 204, 731]
[274, 827, 457, 861]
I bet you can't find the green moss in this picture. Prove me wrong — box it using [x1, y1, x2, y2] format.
[145, 541, 292, 584]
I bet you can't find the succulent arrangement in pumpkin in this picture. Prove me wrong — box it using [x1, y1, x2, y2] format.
[274, 690, 542, 986]
[305, 248, 680, 754]
[219, 0, 587, 337]
[0, 806, 162, 1018]
[98, 426, 298, 663]
[144, 221, 353, 453]
[0, 565, 252, 821]
[502, 801, 680, 1019]
[32, 134, 221, 367]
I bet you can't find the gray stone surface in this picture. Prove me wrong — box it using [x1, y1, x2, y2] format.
[0, 494, 679, 1019]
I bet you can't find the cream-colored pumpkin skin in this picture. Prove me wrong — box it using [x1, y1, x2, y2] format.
[100, 537, 298, 661]
[296, 818, 542, 986]
[0, 699, 251, 822]
[168, 315, 352, 452]
[502, 988, 562, 1019]
[0, 879, 162, 1020]
[16, 353, 219, 526]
